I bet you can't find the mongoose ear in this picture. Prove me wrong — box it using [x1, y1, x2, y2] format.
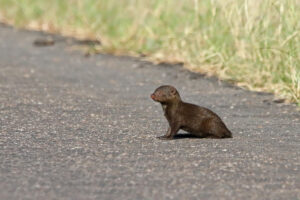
[171, 88, 176, 95]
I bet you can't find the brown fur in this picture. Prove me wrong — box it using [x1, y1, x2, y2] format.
[151, 85, 232, 140]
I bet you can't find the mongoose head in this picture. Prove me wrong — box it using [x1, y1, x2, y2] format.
[151, 85, 181, 103]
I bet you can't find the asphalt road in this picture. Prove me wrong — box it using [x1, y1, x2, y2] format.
[0, 24, 299, 200]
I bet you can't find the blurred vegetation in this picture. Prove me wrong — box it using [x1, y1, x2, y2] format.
[0, 0, 299, 104]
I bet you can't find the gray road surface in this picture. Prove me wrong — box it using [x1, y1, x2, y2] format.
[0, 24, 299, 200]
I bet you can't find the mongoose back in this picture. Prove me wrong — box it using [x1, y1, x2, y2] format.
[151, 85, 232, 140]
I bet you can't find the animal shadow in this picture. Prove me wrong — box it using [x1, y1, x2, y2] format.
[173, 133, 203, 139]
[173, 133, 222, 140]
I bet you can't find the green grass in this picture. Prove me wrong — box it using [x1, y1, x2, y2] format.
[0, 0, 299, 104]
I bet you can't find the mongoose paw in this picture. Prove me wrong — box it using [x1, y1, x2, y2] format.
[157, 135, 173, 140]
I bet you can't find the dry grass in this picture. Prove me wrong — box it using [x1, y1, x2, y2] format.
[0, 0, 299, 104]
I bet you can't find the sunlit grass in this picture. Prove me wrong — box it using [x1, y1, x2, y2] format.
[0, 0, 299, 104]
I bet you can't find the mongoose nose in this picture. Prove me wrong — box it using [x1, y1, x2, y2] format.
[151, 94, 155, 100]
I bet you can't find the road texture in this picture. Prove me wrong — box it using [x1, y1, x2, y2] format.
[0, 24, 299, 200]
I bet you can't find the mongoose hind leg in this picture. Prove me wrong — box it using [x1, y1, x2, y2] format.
[207, 119, 232, 138]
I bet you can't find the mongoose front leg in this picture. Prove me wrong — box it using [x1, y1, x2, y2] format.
[157, 124, 180, 140]
[157, 127, 171, 140]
